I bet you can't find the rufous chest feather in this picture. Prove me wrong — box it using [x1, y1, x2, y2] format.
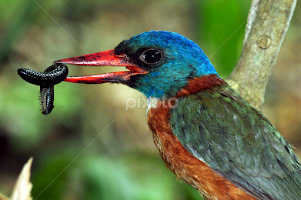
[147, 99, 256, 200]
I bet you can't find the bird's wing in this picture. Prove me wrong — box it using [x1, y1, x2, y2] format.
[170, 85, 301, 200]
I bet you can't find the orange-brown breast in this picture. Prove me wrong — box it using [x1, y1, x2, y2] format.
[147, 99, 256, 200]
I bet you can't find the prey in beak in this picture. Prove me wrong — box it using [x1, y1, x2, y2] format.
[54, 50, 147, 84]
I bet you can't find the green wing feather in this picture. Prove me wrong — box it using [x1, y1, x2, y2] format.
[170, 84, 301, 200]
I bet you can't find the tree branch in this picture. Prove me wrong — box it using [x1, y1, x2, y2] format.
[226, 0, 297, 110]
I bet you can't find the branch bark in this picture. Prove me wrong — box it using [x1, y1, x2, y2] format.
[226, 0, 297, 110]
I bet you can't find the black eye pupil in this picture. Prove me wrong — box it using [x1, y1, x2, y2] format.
[141, 49, 162, 64]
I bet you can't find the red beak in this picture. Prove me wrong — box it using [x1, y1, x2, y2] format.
[54, 50, 147, 84]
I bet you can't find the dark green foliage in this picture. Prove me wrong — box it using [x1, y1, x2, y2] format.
[171, 84, 301, 200]
[195, 1, 251, 77]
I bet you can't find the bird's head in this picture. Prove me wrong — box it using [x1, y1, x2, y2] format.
[55, 31, 218, 98]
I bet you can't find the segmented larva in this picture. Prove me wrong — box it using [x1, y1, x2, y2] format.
[17, 63, 68, 115]
[18, 63, 68, 87]
[40, 86, 54, 115]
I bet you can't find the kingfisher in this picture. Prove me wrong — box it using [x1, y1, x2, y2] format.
[54, 31, 301, 200]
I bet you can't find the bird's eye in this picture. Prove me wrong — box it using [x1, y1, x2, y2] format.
[140, 49, 162, 64]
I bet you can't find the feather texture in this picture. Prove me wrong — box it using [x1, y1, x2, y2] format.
[170, 84, 301, 200]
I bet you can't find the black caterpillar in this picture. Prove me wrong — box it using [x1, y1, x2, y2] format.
[18, 63, 68, 87]
[17, 63, 68, 115]
[40, 86, 54, 115]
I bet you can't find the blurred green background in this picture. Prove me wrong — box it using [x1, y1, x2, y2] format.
[1, 0, 301, 199]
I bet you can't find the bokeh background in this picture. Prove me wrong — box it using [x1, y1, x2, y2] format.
[0, 1, 301, 199]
